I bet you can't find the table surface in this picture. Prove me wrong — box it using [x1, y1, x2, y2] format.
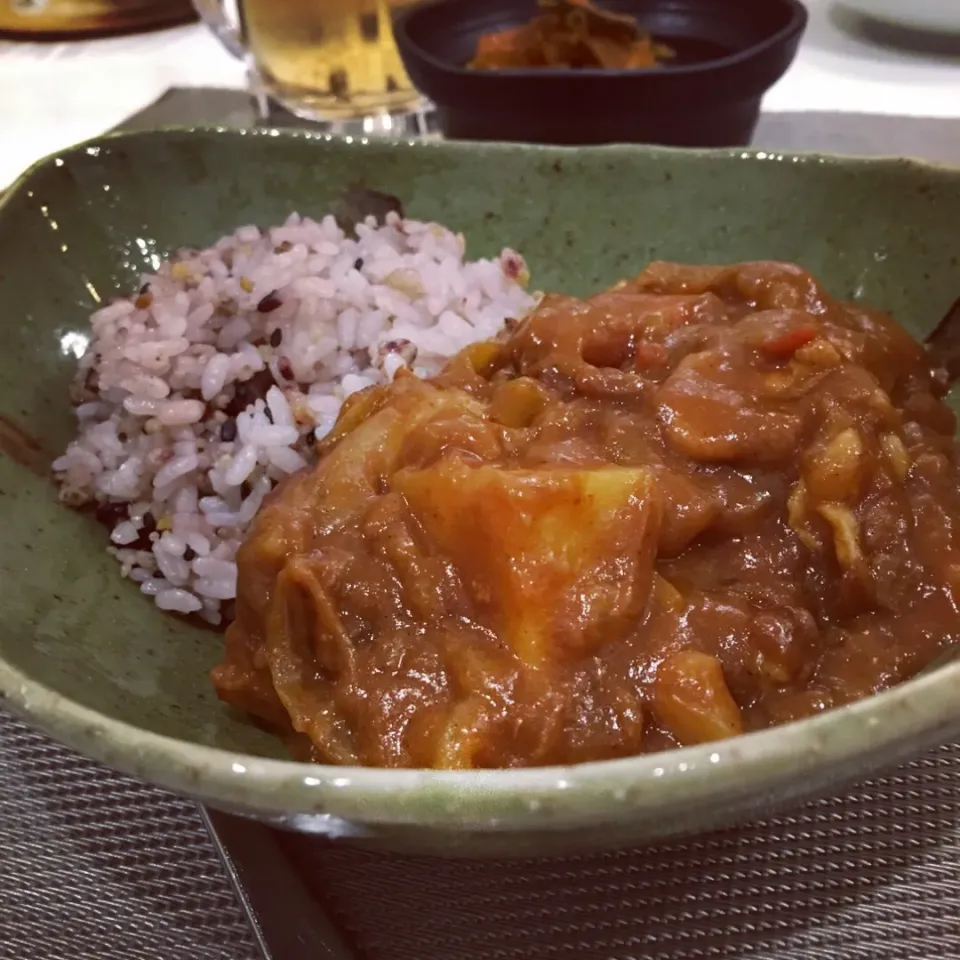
[2, 8, 960, 958]
[2, 0, 960, 188]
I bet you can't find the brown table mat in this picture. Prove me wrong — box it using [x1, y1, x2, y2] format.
[299, 741, 960, 959]
[0, 709, 261, 960]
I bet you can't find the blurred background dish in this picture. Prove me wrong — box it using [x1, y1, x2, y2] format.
[393, 0, 807, 146]
[466, 0, 677, 71]
[835, 0, 960, 36]
[0, 0, 195, 36]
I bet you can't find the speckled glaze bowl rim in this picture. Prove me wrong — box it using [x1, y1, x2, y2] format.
[3, 126, 960, 830]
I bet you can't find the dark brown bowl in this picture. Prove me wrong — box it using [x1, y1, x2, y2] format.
[394, 0, 808, 146]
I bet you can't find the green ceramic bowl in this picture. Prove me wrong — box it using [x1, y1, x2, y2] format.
[2, 128, 960, 858]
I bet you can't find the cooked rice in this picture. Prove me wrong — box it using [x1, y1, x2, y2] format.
[53, 212, 534, 624]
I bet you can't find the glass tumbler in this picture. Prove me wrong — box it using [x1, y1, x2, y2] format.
[192, 0, 427, 130]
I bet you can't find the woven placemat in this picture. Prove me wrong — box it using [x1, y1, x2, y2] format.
[0, 709, 261, 960]
[297, 742, 960, 959]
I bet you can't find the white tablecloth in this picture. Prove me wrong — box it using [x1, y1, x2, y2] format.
[1, 0, 959, 190]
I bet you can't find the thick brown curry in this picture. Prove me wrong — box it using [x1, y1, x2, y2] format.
[212, 261, 960, 769]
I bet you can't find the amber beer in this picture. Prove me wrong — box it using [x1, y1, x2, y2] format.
[240, 0, 422, 120]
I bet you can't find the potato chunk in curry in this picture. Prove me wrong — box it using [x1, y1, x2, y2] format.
[213, 261, 960, 768]
[397, 461, 661, 665]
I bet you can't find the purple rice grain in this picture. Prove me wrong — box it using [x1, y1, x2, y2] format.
[132, 511, 157, 549]
[95, 500, 128, 528]
[257, 291, 282, 313]
[226, 368, 275, 416]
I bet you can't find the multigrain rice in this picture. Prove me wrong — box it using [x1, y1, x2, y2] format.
[53, 212, 534, 624]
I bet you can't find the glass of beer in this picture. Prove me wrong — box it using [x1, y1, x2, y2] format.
[192, 0, 425, 125]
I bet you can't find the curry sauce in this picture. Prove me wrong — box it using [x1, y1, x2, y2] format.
[212, 261, 960, 768]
